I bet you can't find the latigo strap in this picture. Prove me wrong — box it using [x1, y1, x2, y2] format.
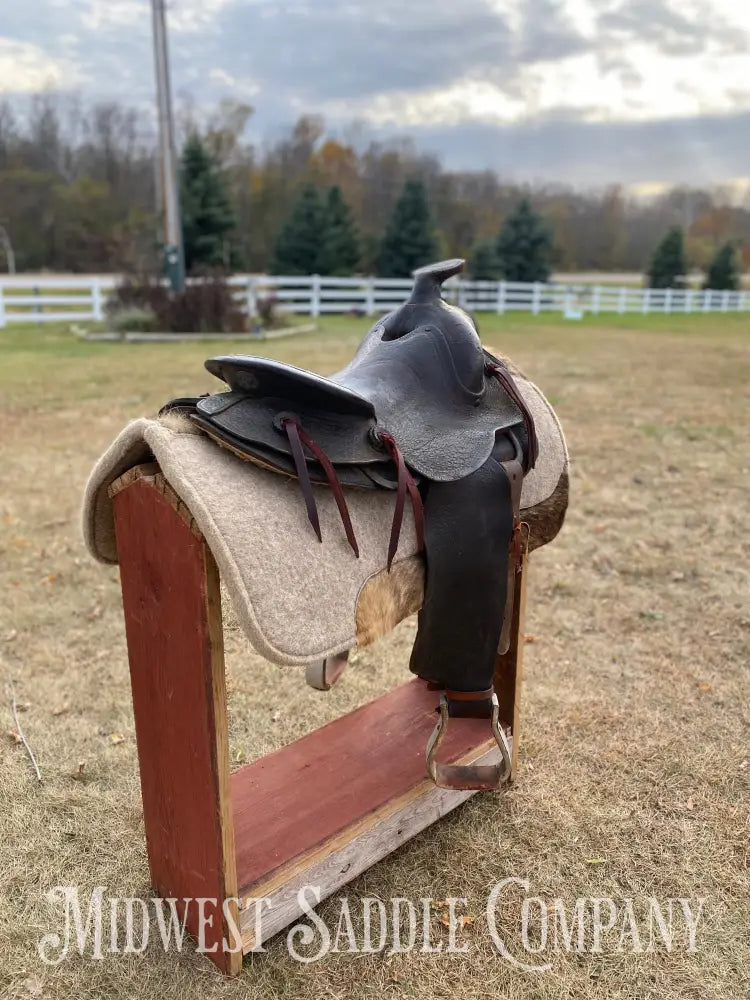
[282, 417, 360, 557]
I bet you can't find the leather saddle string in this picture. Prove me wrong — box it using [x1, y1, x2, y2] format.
[281, 418, 360, 557]
[485, 362, 539, 471]
[377, 431, 425, 571]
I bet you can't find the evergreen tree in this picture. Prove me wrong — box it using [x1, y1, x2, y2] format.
[495, 198, 553, 282]
[648, 227, 686, 288]
[376, 179, 437, 277]
[272, 183, 325, 275]
[468, 238, 501, 280]
[704, 241, 739, 290]
[317, 186, 360, 275]
[179, 134, 236, 272]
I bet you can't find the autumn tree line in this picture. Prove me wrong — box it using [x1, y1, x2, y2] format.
[0, 95, 747, 287]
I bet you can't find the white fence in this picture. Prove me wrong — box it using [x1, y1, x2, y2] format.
[0, 273, 748, 327]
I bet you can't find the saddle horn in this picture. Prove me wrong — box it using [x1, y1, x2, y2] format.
[408, 258, 465, 304]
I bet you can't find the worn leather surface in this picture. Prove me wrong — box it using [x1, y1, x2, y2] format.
[196, 375, 383, 467]
[202, 307, 527, 482]
[409, 435, 516, 692]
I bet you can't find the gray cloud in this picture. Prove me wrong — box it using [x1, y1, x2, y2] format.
[596, 0, 746, 56]
[396, 109, 750, 186]
[213, 0, 515, 101]
[1, 0, 748, 185]
[516, 0, 590, 63]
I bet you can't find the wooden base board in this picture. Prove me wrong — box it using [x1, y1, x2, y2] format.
[230, 678, 508, 950]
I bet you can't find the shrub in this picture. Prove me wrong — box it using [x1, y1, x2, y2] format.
[109, 306, 158, 333]
[107, 272, 162, 315]
[156, 276, 246, 333]
[255, 293, 278, 329]
[107, 271, 246, 333]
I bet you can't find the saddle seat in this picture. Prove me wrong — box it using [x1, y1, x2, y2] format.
[199, 332, 525, 485]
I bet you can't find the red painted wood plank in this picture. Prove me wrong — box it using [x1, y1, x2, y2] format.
[232, 679, 494, 893]
[113, 477, 240, 973]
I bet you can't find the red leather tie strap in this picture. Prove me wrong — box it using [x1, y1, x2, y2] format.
[282, 418, 359, 557]
[377, 431, 425, 571]
[486, 362, 539, 471]
[283, 418, 321, 543]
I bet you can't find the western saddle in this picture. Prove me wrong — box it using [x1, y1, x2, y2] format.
[162, 259, 539, 791]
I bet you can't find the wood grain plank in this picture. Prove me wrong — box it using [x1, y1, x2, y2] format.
[232, 678, 499, 894]
[237, 740, 507, 949]
[113, 476, 241, 974]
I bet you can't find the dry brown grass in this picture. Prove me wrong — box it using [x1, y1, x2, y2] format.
[1, 313, 748, 999]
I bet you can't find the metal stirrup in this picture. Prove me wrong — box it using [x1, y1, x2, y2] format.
[425, 692, 512, 791]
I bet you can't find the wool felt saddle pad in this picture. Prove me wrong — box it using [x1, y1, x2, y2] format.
[83, 370, 568, 666]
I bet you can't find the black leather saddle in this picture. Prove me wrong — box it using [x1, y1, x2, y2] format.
[162, 259, 539, 790]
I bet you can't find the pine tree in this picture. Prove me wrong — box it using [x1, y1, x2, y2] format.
[179, 134, 236, 272]
[317, 186, 360, 275]
[495, 198, 553, 282]
[272, 184, 325, 275]
[648, 228, 686, 288]
[376, 179, 437, 277]
[468, 238, 501, 280]
[704, 241, 739, 290]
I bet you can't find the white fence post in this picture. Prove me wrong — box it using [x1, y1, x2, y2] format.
[665, 287, 672, 314]
[685, 289, 693, 313]
[0, 286, 5, 329]
[92, 277, 103, 321]
[642, 288, 650, 314]
[532, 281, 541, 315]
[618, 286, 626, 314]
[702, 290, 711, 312]
[365, 277, 375, 316]
[245, 277, 256, 318]
[592, 284, 601, 315]
[311, 274, 321, 318]
[496, 281, 506, 315]
[722, 289, 730, 312]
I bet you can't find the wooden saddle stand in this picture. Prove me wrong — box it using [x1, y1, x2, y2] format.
[110, 465, 528, 975]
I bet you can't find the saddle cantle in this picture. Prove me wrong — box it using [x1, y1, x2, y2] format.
[161, 259, 541, 791]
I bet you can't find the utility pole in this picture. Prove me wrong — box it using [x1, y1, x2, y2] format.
[0, 226, 15, 274]
[151, 0, 184, 290]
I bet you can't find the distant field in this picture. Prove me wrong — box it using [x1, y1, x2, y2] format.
[1, 313, 748, 1000]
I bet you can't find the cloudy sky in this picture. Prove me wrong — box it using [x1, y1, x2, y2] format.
[1, 0, 749, 188]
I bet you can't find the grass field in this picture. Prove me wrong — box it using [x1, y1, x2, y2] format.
[1, 313, 748, 999]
